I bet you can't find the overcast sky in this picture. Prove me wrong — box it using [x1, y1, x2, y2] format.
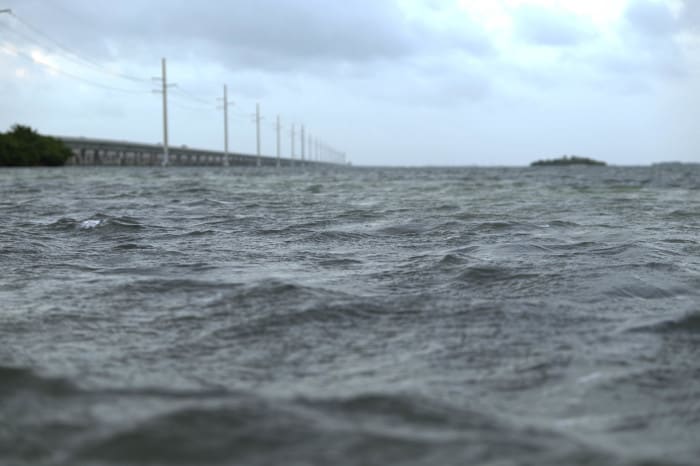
[0, 0, 698, 166]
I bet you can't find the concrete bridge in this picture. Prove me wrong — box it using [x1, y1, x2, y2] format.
[58, 136, 334, 167]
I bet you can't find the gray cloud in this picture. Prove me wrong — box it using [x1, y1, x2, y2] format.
[363, 60, 492, 107]
[612, 0, 688, 82]
[624, 0, 678, 36]
[680, 0, 700, 32]
[5, 0, 494, 73]
[513, 5, 597, 47]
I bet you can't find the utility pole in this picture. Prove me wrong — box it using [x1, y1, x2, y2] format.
[160, 58, 170, 166]
[308, 134, 312, 162]
[290, 124, 296, 163]
[217, 84, 233, 167]
[255, 103, 261, 167]
[300, 125, 305, 163]
[276, 115, 281, 168]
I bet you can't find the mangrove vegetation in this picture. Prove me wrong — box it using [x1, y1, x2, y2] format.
[531, 155, 606, 167]
[0, 125, 73, 167]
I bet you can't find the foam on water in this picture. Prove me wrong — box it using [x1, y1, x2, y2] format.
[79, 219, 103, 229]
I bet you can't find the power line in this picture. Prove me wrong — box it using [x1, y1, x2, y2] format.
[171, 86, 213, 106]
[1, 11, 350, 165]
[0, 45, 152, 94]
[0, 21, 111, 80]
[169, 99, 213, 113]
[4, 12, 150, 84]
[231, 111, 252, 119]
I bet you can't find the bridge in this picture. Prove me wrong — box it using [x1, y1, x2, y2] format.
[58, 136, 341, 167]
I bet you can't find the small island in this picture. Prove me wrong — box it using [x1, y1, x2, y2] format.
[0, 124, 73, 167]
[531, 155, 606, 167]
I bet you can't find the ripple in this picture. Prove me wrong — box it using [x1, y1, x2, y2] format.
[628, 310, 700, 334]
[456, 265, 537, 284]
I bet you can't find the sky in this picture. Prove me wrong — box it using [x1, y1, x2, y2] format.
[0, 0, 698, 166]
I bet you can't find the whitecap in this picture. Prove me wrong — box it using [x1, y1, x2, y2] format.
[79, 219, 103, 230]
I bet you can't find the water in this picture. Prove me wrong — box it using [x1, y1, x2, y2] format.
[1, 164, 699, 466]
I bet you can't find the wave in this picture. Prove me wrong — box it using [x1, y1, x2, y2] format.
[110, 278, 236, 295]
[47, 214, 145, 233]
[130, 278, 383, 338]
[376, 222, 431, 236]
[0, 365, 76, 398]
[318, 257, 365, 267]
[65, 392, 625, 466]
[206, 282, 383, 336]
[2, 370, 689, 466]
[604, 282, 690, 300]
[666, 209, 699, 219]
[456, 265, 538, 284]
[472, 221, 543, 233]
[627, 310, 700, 334]
[303, 230, 372, 243]
[183, 198, 234, 207]
[0, 363, 233, 402]
[333, 208, 385, 221]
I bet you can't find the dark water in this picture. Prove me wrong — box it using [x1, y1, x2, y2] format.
[1, 164, 699, 466]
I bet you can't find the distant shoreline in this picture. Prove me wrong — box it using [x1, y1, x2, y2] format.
[531, 156, 606, 167]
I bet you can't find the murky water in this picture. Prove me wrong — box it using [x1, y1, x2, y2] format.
[1, 164, 699, 465]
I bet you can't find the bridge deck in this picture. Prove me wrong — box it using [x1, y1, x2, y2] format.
[57, 136, 328, 167]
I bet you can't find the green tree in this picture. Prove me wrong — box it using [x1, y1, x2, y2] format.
[0, 125, 73, 166]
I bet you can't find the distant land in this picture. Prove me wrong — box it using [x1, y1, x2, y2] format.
[651, 161, 700, 167]
[531, 155, 606, 167]
[0, 125, 72, 167]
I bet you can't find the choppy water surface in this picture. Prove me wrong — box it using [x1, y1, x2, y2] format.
[1, 165, 699, 466]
